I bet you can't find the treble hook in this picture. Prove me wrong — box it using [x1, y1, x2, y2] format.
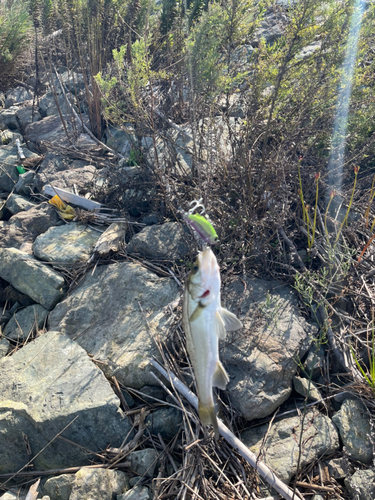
[188, 198, 205, 215]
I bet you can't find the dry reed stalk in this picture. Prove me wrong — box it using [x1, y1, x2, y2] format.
[149, 358, 300, 500]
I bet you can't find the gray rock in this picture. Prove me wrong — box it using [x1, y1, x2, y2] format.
[241, 409, 339, 484]
[0, 202, 61, 250]
[103, 125, 132, 156]
[332, 398, 372, 463]
[0, 144, 40, 193]
[253, 12, 286, 46]
[40, 497, 50, 500]
[5, 194, 37, 215]
[145, 407, 183, 440]
[15, 105, 42, 130]
[0, 336, 9, 357]
[5, 87, 33, 108]
[48, 261, 179, 388]
[0, 332, 133, 472]
[53, 71, 86, 95]
[222, 277, 316, 421]
[118, 486, 150, 500]
[33, 224, 101, 264]
[326, 457, 353, 479]
[25, 114, 96, 152]
[127, 222, 192, 260]
[303, 346, 325, 378]
[69, 468, 129, 500]
[39, 92, 74, 118]
[34, 153, 96, 193]
[293, 376, 321, 402]
[43, 474, 75, 500]
[14, 170, 35, 196]
[345, 469, 375, 500]
[0, 248, 65, 310]
[3, 304, 49, 341]
[142, 124, 194, 172]
[0, 106, 19, 130]
[127, 448, 158, 477]
[142, 214, 158, 225]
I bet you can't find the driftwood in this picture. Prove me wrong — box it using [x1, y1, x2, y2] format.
[149, 358, 300, 500]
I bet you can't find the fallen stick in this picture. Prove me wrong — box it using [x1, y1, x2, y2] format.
[295, 481, 335, 493]
[149, 358, 300, 500]
[0, 461, 131, 479]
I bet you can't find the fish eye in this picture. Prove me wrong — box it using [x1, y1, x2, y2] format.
[193, 265, 199, 272]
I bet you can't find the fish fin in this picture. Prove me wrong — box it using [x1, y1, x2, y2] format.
[219, 307, 242, 332]
[198, 402, 220, 441]
[189, 304, 203, 322]
[215, 311, 227, 339]
[212, 361, 229, 390]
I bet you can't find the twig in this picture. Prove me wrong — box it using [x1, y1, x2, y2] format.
[149, 358, 300, 500]
[295, 481, 335, 493]
[0, 461, 131, 479]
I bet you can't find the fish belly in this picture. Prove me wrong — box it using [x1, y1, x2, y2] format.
[187, 302, 218, 407]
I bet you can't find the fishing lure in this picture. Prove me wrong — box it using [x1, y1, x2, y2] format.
[184, 199, 219, 245]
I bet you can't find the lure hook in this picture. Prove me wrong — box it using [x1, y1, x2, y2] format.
[188, 198, 205, 215]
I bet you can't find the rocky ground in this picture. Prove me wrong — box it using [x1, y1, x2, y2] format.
[0, 81, 373, 500]
[0, 8, 374, 500]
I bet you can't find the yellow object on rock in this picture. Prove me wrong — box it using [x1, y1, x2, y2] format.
[49, 194, 76, 220]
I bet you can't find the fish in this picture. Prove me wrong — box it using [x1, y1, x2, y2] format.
[182, 247, 242, 440]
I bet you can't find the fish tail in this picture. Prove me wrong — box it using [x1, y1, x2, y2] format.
[198, 401, 220, 441]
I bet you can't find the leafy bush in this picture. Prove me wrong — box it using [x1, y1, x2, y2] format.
[0, 0, 32, 73]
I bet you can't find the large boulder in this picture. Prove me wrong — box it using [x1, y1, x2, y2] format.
[48, 261, 180, 388]
[33, 153, 96, 193]
[69, 468, 129, 500]
[332, 398, 373, 464]
[25, 114, 96, 151]
[345, 469, 375, 500]
[0, 331, 133, 472]
[4, 86, 33, 108]
[127, 222, 192, 260]
[241, 409, 339, 484]
[33, 224, 101, 264]
[222, 277, 317, 421]
[3, 304, 49, 341]
[0, 202, 61, 251]
[0, 248, 65, 310]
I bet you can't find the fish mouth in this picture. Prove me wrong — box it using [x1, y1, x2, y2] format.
[199, 290, 210, 298]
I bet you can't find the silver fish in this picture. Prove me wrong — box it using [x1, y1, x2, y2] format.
[182, 247, 242, 439]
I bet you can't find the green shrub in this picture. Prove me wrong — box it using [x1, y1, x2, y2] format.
[0, 0, 32, 73]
